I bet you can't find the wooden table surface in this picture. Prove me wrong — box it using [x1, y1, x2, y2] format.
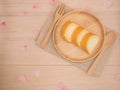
[0, 0, 120, 90]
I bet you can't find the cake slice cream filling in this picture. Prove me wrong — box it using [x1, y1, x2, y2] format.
[76, 29, 89, 46]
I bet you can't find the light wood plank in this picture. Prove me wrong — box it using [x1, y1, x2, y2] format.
[0, 66, 119, 90]
[0, 0, 120, 16]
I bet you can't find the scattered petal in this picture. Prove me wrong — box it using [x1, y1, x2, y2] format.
[33, 28, 41, 37]
[17, 75, 27, 83]
[33, 4, 40, 9]
[58, 82, 67, 90]
[84, 7, 93, 12]
[115, 73, 120, 81]
[104, 0, 113, 9]
[19, 11, 27, 16]
[33, 68, 40, 77]
[50, 0, 56, 6]
[35, 87, 42, 90]
[0, 21, 7, 28]
[20, 45, 28, 52]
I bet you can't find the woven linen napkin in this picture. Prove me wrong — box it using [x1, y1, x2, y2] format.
[36, 0, 114, 76]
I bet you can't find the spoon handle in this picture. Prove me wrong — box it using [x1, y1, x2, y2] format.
[87, 50, 104, 75]
[87, 31, 116, 75]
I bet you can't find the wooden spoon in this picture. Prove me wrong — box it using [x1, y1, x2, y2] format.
[87, 31, 116, 75]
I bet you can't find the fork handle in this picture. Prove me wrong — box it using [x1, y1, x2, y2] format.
[40, 20, 56, 48]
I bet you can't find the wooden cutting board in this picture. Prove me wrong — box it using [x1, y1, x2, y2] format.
[53, 10, 105, 62]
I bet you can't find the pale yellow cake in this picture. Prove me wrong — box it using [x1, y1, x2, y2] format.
[61, 21, 100, 54]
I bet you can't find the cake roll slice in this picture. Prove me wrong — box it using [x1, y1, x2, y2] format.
[61, 21, 79, 42]
[61, 20, 100, 54]
[80, 33, 100, 54]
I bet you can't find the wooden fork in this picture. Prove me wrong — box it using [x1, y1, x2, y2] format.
[40, 4, 65, 48]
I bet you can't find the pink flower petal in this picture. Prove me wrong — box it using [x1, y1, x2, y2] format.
[51, 0, 56, 6]
[33, 4, 40, 8]
[33, 28, 41, 37]
[19, 11, 27, 16]
[58, 82, 67, 90]
[84, 7, 93, 12]
[20, 45, 28, 51]
[17, 75, 27, 83]
[33, 68, 40, 77]
[0, 21, 7, 28]
[115, 73, 120, 81]
[104, 0, 113, 9]
[35, 87, 42, 90]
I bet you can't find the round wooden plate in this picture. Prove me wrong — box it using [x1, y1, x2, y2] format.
[53, 10, 105, 62]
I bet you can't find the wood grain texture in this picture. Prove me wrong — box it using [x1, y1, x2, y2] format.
[0, 66, 120, 90]
[0, 0, 120, 90]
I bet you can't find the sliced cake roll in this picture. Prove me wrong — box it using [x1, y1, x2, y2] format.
[61, 21, 79, 42]
[80, 32, 100, 54]
[61, 20, 100, 54]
